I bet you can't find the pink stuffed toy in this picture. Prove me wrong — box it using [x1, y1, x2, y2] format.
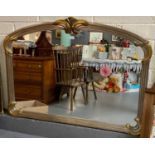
[100, 65, 112, 78]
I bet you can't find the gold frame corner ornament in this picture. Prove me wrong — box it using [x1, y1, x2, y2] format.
[126, 118, 141, 136]
[8, 101, 19, 116]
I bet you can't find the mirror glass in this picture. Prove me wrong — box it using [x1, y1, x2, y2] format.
[11, 29, 144, 128]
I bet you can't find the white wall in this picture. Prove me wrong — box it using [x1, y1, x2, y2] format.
[0, 16, 155, 108]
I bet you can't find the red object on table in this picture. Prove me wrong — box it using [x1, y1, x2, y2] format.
[122, 39, 130, 48]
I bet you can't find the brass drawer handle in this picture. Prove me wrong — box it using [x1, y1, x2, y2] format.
[38, 65, 42, 68]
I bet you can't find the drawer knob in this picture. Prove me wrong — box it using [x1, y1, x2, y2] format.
[38, 65, 42, 68]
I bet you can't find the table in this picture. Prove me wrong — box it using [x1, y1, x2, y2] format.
[81, 58, 142, 73]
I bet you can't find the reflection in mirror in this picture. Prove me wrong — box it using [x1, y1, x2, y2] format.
[23, 32, 41, 42]
[11, 29, 144, 129]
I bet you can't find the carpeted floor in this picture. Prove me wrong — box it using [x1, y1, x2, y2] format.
[0, 129, 42, 138]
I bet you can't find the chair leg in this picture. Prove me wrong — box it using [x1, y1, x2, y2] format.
[67, 92, 69, 97]
[73, 87, 77, 99]
[59, 87, 64, 100]
[66, 87, 69, 97]
[92, 82, 97, 100]
[81, 85, 86, 104]
[85, 82, 89, 104]
[69, 87, 74, 111]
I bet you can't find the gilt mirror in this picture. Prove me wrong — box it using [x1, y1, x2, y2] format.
[3, 17, 152, 136]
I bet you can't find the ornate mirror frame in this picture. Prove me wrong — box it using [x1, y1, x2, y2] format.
[3, 17, 152, 137]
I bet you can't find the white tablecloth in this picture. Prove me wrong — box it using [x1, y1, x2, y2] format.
[81, 58, 142, 73]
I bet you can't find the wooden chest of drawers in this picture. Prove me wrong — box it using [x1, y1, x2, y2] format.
[13, 56, 56, 104]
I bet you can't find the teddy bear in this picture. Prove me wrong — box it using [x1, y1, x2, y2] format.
[93, 77, 108, 90]
[93, 76, 120, 93]
[105, 77, 120, 93]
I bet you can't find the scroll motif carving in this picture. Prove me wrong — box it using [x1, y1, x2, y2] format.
[53, 17, 88, 34]
[126, 118, 141, 135]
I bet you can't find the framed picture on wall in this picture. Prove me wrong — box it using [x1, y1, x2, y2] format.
[112, 35, 119, 41]
[89, 32, 103, 44]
